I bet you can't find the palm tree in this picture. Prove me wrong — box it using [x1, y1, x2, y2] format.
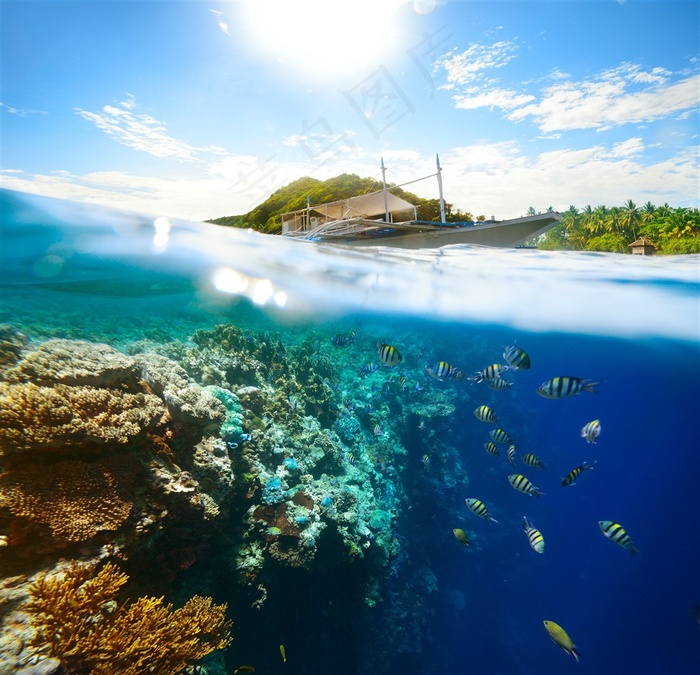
[580, 205, 594, 236]
[641, 201, 656, 224]
[619, 199, 641, 240]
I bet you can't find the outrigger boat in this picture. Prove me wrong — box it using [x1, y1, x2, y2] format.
[280, 156, 561, 249]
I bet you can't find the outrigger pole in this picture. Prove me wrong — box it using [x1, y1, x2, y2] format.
[436, 153, 446, 224]
[380, 156, 390, 223]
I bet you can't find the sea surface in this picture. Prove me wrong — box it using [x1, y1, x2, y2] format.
[1, 188, 699, 675]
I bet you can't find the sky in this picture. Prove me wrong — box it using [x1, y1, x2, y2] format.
[1, 0, 698, 221]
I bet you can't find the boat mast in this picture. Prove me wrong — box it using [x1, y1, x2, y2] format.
[436, 153, 446, 224]
[381, 156, 390, 223]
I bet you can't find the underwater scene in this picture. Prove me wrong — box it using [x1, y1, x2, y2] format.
[1, 188, 699, 675]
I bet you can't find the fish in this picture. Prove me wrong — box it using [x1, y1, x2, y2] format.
[521, 453, 545, 469]
[599, 520, 639, 555]
[421, 454, 430, 469]
[376, 342, 402, 367]
[359, 362, 379, 376]
[543, 620, 581, 663]
[279, 644, 287, 663]
[399, 375, 406, 389]
[413, 382, 424, 392]
[373, 424, 383, 437]
[581, 419, 601, 443]
[332, 330, 356, 346]
[425, 361, 462, 381]
[484, 441, 500, 456]
[469, 363, 509, 383]
[536, 376, 601, 399]
[522, 516, 545, 553]
[465, 498, 498, 523]
[473, 405, 498, 424]
[288, 394, 298, 412]
[453, 528, 470, 546]
[487, 377, 513, 390]
[503, 344, 531, 370]
[561, 461, 595, 487]
[233, 666, 256, 674]
[507, 444, 517, 466]
[266, 526, 282, 536]
[489, 428, 512, 444]
[508, 474, 544, 497]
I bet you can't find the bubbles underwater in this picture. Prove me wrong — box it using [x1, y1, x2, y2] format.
[1, 190, 699, 675]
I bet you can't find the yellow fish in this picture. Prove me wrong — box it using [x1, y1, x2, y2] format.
[543, 620, 582, 662]
[280, 644, 287, 663]
[233, 667, 255, 674]
[452, 528, 470, 546]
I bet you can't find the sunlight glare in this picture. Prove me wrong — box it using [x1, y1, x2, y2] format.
[240, 1, 407, 81]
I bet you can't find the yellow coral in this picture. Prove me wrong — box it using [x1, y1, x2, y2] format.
[27, 561, 233, 675]
[0, 381, 164, 452]
[0, 455, 137, 542]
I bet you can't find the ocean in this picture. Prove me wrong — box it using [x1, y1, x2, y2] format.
[1, 188, 698, 675]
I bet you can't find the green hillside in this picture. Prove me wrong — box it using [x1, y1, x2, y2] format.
[207, 173, 469, 234]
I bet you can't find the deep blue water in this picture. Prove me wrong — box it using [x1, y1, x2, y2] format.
[1, 189, 699, 675]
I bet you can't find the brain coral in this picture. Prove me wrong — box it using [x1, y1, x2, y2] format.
[0, 455, 138, 542]
[3, 339, 137, 387]
[0, 381, 164, 452]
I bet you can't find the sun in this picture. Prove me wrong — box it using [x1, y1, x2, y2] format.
[238, 0, 408, 83]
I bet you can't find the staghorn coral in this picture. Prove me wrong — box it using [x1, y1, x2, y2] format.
[26, 561, 233, 675]
[0, 455, 138, 543]
[3, 339, 138, 387]
[0, 381, 164, 453]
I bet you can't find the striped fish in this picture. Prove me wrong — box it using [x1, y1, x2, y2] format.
[376, 342, 402, 367]
[536, 376, 601, 399]
[503, 344, 531, 370]
[484, 441, 500, 456]
[508, 474, 544, 497]
[473, 405, 498, 424]
[469, 363, 509, 384]
[465, 498, 498, 523]
[599, 520, 639, 555]
[507, 444, 517, 466]
[489, 428, 512, 444]
[522, 452, 545, 469]
[522, 516, 545, 553]
[425, 361, 461, 381]
[581, 419, 601, 443]
[561, 461, 595, 487]
[487, 377, 513, 390]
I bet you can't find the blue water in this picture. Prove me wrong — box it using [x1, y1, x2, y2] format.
[1, 189, 699, 675]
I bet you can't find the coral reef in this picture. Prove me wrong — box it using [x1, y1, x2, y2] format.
[25, 561, 232, 675]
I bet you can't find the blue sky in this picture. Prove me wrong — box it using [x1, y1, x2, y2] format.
[2, 0, 698, 221]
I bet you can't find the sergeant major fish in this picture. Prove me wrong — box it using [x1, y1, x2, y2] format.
[473, 405, 498, 424]
[536, 376, 601, 399]
[469, 363, 509, 384]
[507, 445, 517, 466]
[489, 428, 512, 444]
[465, 498, 498, 523]
[376, 342, 402, 367]
[522, 516, 545, 554]
[522, 453, 545, 469]
[508, 474, 544, 497]
[561, 461, 595, 487]
[425, 361, 462, 381]
[487, 377, 513, 390]
[503, 344, 531, 370]
[484, 441, 500, 456]
[599, 520, 639, 555]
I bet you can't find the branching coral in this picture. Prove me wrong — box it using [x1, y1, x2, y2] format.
[27, 561, 233, 675]
[0, 455, 138, 542]
[0, 381, 164, 452]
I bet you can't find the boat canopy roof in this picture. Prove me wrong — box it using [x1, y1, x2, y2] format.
[284, 190, 417, 221]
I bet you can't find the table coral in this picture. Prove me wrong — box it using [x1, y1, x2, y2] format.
[3, 339, 137, 387]
[0, 455, 137, 543]
[26, 561, 232, 675]
[0, 382, 164, 452]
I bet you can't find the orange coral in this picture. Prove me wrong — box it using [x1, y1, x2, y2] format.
[0, 455, 138, 542]
[0, 381, 164, 453]
[27, 561, 233, 675]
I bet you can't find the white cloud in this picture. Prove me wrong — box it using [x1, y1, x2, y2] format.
[453, 87, 535, 112]
[209, 8, 230, 35]
[1, 102, 48, 117]
[438, 41, 519, 87]
[507, 64, 697, 132]
[74, 98, 226, 162]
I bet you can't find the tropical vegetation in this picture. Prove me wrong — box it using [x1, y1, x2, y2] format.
[208, 175, 700, 254]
